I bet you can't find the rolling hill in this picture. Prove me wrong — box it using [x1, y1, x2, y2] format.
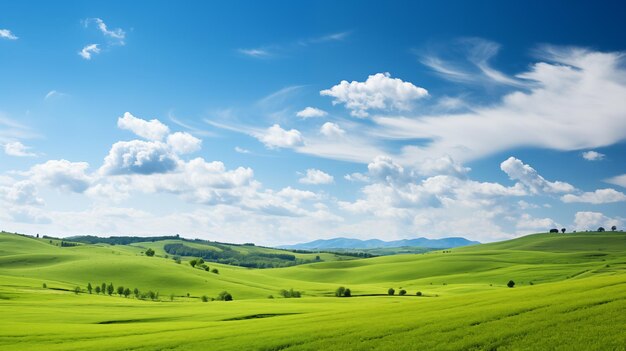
[1, 230, 625, 350]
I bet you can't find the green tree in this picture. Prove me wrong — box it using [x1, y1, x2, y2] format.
[101, 283, 107, 294]
[107, 283, 114, 296]
[211, 268, 219, 274]
[343, 288, 351, 297]
[197, 258, 204, 265]
[399, 289, 407, 296]
[189, 259, 198, 267]
[388, 288, 395, 295]
[217, 291, 233, 301]
[133, 288, 140, 298]
[42, 283, 47, 289]
[507, 280, 515, 288]
[201, 295, 209, 302]
[145, 248, 155, 257]
[416, 291, 422, 296]
[94, 286, 101, 294]
[117, 286, 125, 296]
[612, 225, 617, 231]
[170, 293, 175, 301]
[335, 286, 346, 297]
[123, 288, 131, 298]
[598, 227, 605, 232]
[87, 283, 93, 294]
[74, 286, 81, 295]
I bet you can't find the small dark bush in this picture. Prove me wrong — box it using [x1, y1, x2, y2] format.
[388, 288, 395, 295]
[507, 280, 515, 288]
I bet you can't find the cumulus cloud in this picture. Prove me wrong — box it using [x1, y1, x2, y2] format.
[4, 141, 36, 157]
[320, 122, 345, 138]
[256, 124, 304, 149]
[561, 188, 626, 204]
[0, 29, 18, 40]
[1, 180, 44, 206]
[29, 160, 92, 193]
[234, 146, 250, 154]
[574, 211, 621, 231]
[344, 172, 370, 182]
[117, 112, 170, 141]
[297, 107, 328, 119]
[581, 150, 605, 161]
[416, 155, 470, 177]
[500, 157, 574, 194]
[320, 72, 428, 117]
[516, 213, 558, 231]
[100, 140, 179, 175]
[166, 132, 201, 154]
[299, 169, 334, 185]
[78, 44, 100, 60]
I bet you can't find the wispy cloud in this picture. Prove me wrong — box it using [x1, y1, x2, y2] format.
[0, 29, 18, 40]
[4, 141, 37, 157]
[83, 18, 126, 44]
[238, 30, 351, 59]
[78, 44, 100, 60]
[238, 48, 272, 58]
[44, 90, 67, 101]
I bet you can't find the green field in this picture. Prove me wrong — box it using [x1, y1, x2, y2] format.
[1, 231, 626, 350]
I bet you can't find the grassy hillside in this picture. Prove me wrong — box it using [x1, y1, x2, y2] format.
[1, 231, 625, 350]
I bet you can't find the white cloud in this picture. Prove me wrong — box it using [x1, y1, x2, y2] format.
[375, 47, 626, 164]
[4, 141, 36, 157]
[574, 211, 621, 231]
[166, 132, 201, 154]
[561, 188, 626, 204]
[78, 44, 100, 60]
[344, 172, 370, 182]
[29, 160, 92, 193]
[500, 157, 574, 194]
[89, 18, 126, 43]
[321, 72, 428, 117]
[516, 213, 558, 231]
[320, 122, 345, 138]
[0, 29, 18, 40]
[416, 155, 470, 177]
[299, 169, 334, 185]
[100, 140, 179, 175]
[297, 107, 328, 119]
[256, 124, 304, 149]
[606, 174, 626, 188]
[276, 187, 318, 203]
[239, 48, 271, 58]
[581, 150, 605, 161]
[117, 112, 170, 141]
[1, 180, 44, 206]
[44, 90, 66, 101]
[234, 146, 250, 154]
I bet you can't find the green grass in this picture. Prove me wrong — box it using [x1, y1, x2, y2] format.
[1, 231, 626, 350]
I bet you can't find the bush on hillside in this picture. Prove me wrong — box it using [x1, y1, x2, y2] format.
[145, 248, 155, 257]
[399, 289, 407, 296]
[416, 291, 422, 296]
[217, 291, 233, 301]
[507, 280, 515, 288]
[388, 288, 395, 296]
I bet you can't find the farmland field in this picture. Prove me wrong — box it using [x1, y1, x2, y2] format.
[1, 231, 626, 350]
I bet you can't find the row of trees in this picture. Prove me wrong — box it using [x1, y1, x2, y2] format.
[201, 291, 233, 302]
[550, 225, 618, 233]
[189, 258, 219, 274]
[83, 282, 160, 301]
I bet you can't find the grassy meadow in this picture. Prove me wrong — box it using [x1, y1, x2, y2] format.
[1, 231, 625, 350]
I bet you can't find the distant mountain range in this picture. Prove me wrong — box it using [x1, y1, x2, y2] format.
[278, 237, 480, 250]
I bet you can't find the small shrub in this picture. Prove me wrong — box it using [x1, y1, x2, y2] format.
[507, 280, 515, 288]
[42, 283, 47, 289]
[399, 289, 407, 296]
[268, 295, 274, 299]
[343, 288, 351, 297]
[388, 288, 395, 296]
[335, 286, 346, 297]
[217, 291, 233, 301]
[201, 295, 208, 302]
[416, 291, 422, 296]
[74, 286, 81, 295]
[211, 268, 219, 274]
[145, 248, 155, 257]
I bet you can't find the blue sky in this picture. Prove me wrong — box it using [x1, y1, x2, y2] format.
[1, 0, 625, 245]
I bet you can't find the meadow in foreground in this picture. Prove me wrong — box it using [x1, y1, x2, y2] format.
[1, 231, 626, 350]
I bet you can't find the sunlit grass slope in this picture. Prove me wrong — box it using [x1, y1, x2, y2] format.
[1, 231, 625, 350]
